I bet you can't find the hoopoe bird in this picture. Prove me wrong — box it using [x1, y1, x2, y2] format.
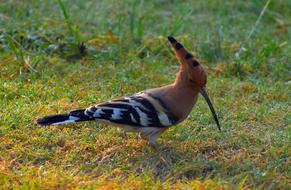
[37, 36, 221, 147]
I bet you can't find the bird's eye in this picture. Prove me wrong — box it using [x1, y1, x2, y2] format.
[192, 60, 199, 67]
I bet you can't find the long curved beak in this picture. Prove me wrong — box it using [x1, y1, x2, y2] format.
[200, 87, 221, 131]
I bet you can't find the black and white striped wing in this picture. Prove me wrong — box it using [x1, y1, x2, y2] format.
[84, 93, 179, 128]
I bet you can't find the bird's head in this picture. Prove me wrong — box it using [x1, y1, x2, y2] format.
[168, 36, 221, 131]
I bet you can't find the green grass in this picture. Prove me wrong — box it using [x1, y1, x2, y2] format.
[0, 0, 290, 189]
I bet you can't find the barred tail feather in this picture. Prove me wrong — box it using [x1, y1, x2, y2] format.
[37, 109, 93, 126]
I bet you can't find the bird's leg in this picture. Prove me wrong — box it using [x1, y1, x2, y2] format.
[117, 128, 128, 139]
[139, 132, 147, 140]
[144, 132, 159, 149]
[122, 131, 128, 139]
[149, 137, 159, 149]
[140, 131, 156, 148]
[139, 128, 168, 148]
[148, 128, 168, 149]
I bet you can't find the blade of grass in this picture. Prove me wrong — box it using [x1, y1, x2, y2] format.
[5, 34, 25, 62]
[235, 0, 272, 56]
[244, 0, 272, 44]
[233, 0, 272, 76]
[171, 8, 193, 35]
[238, 175, 249, 189]
[129, 1, 137, 36]
[57, 0, 82, 45]
[5, 34, 37, 73]
[137, 17, 143, 38]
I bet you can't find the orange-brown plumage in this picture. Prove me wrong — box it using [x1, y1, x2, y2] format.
[37, 36, 220, 147]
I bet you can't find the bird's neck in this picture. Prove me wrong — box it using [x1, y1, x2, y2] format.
[165, 68, 200, 120]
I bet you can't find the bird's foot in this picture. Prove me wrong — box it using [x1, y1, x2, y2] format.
[149, 138, 162, 149]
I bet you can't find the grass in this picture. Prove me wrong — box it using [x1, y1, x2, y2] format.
[0, 0, 290, 189]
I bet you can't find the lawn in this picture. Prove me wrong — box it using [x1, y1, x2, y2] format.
[0, 0, 290, 189]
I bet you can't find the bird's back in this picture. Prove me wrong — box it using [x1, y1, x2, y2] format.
[84, 90, 180, 128]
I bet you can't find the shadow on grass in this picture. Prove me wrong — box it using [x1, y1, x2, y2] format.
[85, 137, 238, 182]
